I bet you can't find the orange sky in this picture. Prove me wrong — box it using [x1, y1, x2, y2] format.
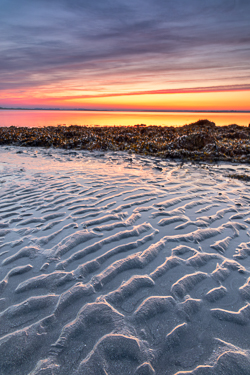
[68, 90, 250, 111]
[1, 88, 249, 111]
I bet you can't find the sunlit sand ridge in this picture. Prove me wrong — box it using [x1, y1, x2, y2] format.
[1, 146, 250, 374]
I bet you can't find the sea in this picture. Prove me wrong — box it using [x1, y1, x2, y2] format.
[0, 109, 249, 128]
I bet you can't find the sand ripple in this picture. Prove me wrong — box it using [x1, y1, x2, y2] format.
[0, 146, 250, 374]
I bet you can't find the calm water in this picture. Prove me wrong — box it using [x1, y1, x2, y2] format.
[0, 110, 249, 128]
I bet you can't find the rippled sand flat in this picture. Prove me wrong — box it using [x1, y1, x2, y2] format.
[1, 146, 250, 375]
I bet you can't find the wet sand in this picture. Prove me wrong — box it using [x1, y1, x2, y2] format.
[1, 146, 250, 374]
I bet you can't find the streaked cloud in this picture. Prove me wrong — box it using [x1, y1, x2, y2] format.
[0, 0, 250, 108]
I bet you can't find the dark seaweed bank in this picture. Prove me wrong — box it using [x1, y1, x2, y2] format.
[1, 119, 250, 163]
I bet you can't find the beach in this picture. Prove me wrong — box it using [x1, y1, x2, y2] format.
[1, 143, 250, 374]
[1, 0, 250, 370]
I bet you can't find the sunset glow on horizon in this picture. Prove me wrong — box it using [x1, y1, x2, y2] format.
[1, 1, 250, 112]
[1, 90, 250, 112]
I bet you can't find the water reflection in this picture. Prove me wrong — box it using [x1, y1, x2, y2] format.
[0, 110, 249, 128]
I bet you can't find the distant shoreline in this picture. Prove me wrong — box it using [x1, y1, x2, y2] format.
[0, 107, 250, 113]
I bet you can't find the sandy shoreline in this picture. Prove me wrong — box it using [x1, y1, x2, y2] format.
[1, 119, 250, 164]
[1, 146, 250, 374]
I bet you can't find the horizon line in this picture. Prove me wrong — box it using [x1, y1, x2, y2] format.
[1, 107, 250, 113]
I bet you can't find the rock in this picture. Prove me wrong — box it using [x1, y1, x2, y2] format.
[225, 131, 249, 140]
[183, 119, 216, 130]
[171, 132, 215, 151]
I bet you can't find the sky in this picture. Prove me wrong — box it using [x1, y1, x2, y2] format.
[0, 0, 250, 111]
